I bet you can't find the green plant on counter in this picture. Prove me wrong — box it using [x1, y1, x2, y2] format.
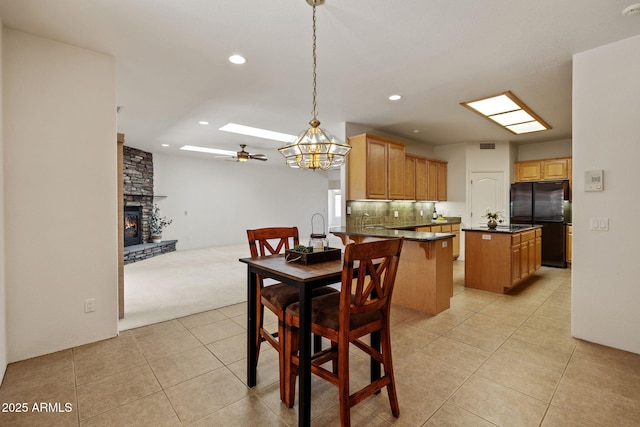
[292, 245, 309, 253]
[482, 209, 504, 223]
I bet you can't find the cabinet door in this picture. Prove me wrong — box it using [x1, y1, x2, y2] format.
[535, 235, 542, 269]
[366, 138, 388, 199]
[415, 158, 428, 200]
[452, 231, 460, 259]
[528, 239, 536, 274]
[511, 244, 521, 285]
[515, 161, 542, 182]
[542, 158, 569, 180]
[388, 142, 405, 200]
[427, 161, 438, 200]
[520, 239, 529, 278]
[437, 162, 448, 201]
[404, 156, 416, 200]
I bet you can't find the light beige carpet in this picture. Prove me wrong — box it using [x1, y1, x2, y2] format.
[119, 244, 249, 331]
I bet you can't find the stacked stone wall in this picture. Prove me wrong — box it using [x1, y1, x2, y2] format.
[123, 146, 154, 242]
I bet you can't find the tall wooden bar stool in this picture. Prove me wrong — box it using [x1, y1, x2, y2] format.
[246, 227, 337, 402]
[284, 237, 404, 426]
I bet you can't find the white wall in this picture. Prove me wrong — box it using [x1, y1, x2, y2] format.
[0, 17, 7, 378]
[517, 139, 572, 161]
[153, 152, 331, 250]
[3, 29, 118, 362]
[572, 35, 640, 354]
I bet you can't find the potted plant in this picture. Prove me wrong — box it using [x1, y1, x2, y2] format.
[482, 209, 504, 230]
[149, 204, 172, 243]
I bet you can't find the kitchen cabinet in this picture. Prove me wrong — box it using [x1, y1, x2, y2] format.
[464, 226, 542, 293]
[542, 158, 571, 180]
[515, 157, 572, 182]
[404, 155, 417, 200]
[437, 162, 448, 201]
[425, 159, 448, 201]
[566, 225, 572, 266]
[405, 155, 430, 201]
[415, 223, 460, 259]
[515, 160, 542, 181]
[347, 133, 405, 200]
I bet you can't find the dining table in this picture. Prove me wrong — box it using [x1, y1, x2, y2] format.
[239, 253, 380, 427]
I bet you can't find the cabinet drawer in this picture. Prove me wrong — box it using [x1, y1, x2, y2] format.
[521, 230, 535, 242]
[416, 226, 431, 232]
[440, 224, 452, 232]
[512, 234, 521, 245]
[535, 228, 542, 237]
[452, 224, 460, 232]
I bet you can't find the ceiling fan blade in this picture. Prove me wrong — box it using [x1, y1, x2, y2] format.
[249, 154, 268, 161]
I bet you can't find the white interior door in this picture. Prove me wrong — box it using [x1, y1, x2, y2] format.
[470, 172, 506, 227]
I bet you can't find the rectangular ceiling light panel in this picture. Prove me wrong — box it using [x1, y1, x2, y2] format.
[219, 123, 296, 143]
[461, 91, 551, 135]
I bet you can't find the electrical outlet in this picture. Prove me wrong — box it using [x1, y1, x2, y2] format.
[85, 299, 95, 313]
[394, 211, 398, 218]
[420, 210, 423, 216]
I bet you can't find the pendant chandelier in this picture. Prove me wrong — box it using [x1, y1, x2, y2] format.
[278, 0, 351, 170]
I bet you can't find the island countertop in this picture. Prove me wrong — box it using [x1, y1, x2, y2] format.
[462, 224, 542, 234]
[330, 226, 454, 242]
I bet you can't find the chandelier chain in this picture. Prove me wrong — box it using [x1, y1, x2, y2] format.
[311, 2, 318, 121]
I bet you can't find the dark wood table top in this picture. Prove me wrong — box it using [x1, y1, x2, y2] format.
[239, 254, 344, 283]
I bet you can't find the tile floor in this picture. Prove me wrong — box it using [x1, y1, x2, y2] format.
[1, 262, 640, 426]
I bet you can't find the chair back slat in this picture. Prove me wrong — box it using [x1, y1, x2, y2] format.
[340, 238, 403, 321]
[247, 227, 299, 257]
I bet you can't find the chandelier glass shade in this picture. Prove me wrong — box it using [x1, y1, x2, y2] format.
[279, 0, 350, 170]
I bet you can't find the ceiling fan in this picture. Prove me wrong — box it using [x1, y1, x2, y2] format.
[217, 144, 268, 162]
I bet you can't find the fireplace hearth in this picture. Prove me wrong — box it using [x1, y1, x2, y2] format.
[124, 206, 143, 246]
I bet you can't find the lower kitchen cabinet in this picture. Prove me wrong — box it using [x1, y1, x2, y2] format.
[415, 223, 460, 259]
[464, 226, 542, 293]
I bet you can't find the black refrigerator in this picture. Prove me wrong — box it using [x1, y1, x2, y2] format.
[510, 180, 570, 268]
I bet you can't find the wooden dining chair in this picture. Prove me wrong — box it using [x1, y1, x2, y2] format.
[283, 237, 404, 426]
[246, 226, 337, 403]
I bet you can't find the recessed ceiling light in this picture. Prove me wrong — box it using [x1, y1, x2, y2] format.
[219, 123, 296, 143]
[413, 130, 420, 134]
[461, 91, 551, 135]
[228, 54, 247, 65]
[388, 94, 402, 101]
[622, 3, 640, 16]
[199, 121, 210, 125]
[161, 144, 170, 147]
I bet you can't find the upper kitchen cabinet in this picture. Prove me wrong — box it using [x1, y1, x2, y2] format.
[427, 159, 448, 201]
[542, 157, 571, 180]
[347, 133, 405, 200]
[515, 157, 572, 182]
[514, 160, 542, 181]
[405, 154, 433, 200]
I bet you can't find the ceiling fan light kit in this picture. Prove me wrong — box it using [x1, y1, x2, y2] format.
[278, 0, 351, 170]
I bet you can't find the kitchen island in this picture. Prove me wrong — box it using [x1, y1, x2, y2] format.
[331, 227, 454, 315]
[463, 225, 542, 294]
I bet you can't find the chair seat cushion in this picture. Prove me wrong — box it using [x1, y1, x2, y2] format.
[286, 293, 382, 331]
[261, 283, 337, 311]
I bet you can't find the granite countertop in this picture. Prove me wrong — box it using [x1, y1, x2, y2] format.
[362, 217, 462, 231]
[330, 226, 455, 242]
[462, 224, 542, 234]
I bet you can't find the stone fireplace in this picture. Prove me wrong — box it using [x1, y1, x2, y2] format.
[122, 146, 177, 264]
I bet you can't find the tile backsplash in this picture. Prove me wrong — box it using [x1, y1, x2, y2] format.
[346, 201, 436, 227]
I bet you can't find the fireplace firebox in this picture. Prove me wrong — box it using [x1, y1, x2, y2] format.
[124, 206, 143, 246]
